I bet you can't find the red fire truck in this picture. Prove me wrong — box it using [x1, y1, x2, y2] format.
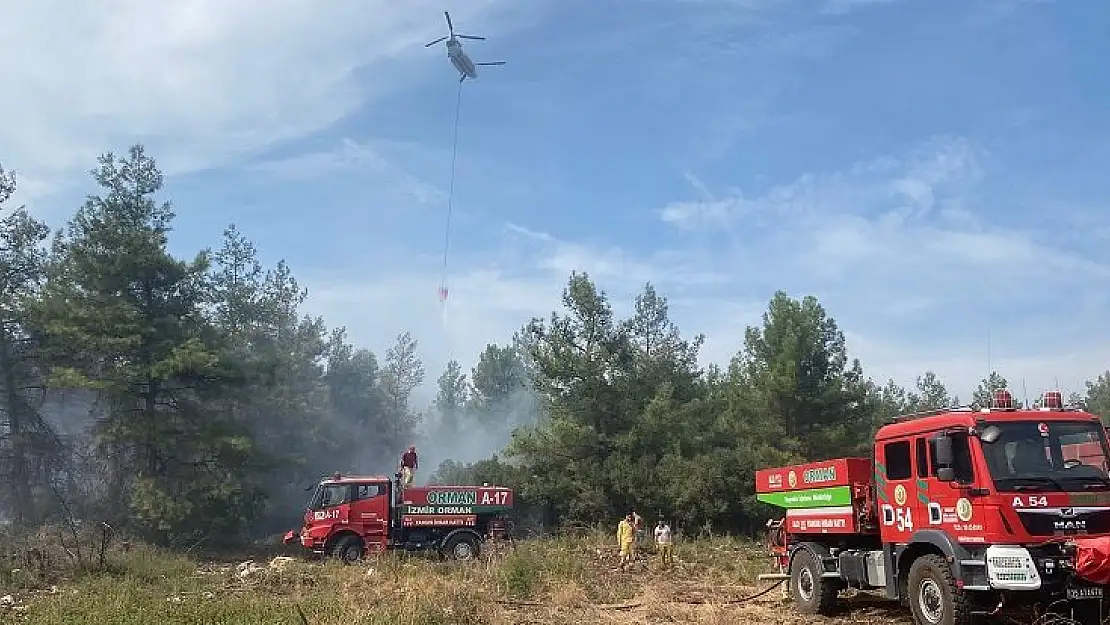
[756, 389, 1110, 625]
[283, 472, 513, 563]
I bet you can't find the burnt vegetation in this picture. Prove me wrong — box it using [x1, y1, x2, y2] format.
[0, 144, 1108, 555]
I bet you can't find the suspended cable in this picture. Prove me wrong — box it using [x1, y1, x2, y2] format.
[438, 79, 465, 306]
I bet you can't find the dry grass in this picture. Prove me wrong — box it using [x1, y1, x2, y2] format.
[0, 532, 915, 625]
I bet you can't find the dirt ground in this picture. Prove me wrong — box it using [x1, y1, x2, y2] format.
[481, 538, 917, 625]
[494, 582, 914, 625]
[0, 535, 969, 624]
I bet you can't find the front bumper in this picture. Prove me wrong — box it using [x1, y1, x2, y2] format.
[996, 544, 1109, 604]
[283, 528, 323, 550]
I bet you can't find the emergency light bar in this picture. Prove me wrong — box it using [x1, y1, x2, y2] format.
[992, 389, 1015, 410]
[1042, 390, 1063, 410]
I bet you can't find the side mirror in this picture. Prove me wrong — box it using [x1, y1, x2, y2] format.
[934, 434, 956, 483]
[980, 425, 1002, 444]
[935, 434, 954, 467]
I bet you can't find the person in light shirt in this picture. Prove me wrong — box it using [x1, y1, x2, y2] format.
[654, 519, 673, 567]
[631, 510, 644, 556]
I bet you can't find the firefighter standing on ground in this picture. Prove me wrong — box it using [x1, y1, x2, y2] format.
[617, 513, 635, 570]
[400, 445, 418, 487]
[654, 519, 673, 567]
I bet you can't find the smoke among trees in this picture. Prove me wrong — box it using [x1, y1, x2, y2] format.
[1, 145, 1109, 542]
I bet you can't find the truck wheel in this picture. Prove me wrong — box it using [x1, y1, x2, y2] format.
[331, 535, 364, 565]
[442, 533, 481, 561]
[790, 549, 838, 615]
[907, 554, 971, 625]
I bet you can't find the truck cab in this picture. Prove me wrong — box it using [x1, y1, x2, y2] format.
[759, 389, 1110, 625]
[283, 473, 513, 563]
[874, 389, 1110, 595]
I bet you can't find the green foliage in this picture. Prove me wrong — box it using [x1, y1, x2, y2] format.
[1086, 372, 1110, 421]
[972, 371, 1021, 409]
[3, 143, 1109, 548]
[14, 534, 773, 625]
[2, 146, 423, 544]
[0, 163, 56, 524]
[434, 359, 468, 441]
[500, 550, 544, 598]
[497, 281, 878, 530]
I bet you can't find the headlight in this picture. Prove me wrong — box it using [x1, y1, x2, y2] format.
[986, 545, 1041, 590]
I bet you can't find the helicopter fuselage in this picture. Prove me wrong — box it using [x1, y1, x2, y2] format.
[446, 40, 477, 79]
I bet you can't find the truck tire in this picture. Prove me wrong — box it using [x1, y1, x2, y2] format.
[790, 549, 838, 615]
[907, 554, 971, 625]
[442, 533, 481, 561]
[331, 535, 364, 565]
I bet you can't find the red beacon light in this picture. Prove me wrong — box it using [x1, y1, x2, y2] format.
[991, 388, 1015, 410]
[1042, 390, 1064, 410]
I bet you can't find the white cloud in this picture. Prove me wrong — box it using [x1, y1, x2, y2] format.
[658, 136, 1108, 285]
[249, 138, 447, 205]
[653, 136, 1110, 395]
[844, 331, 1110, 404]
[298, 134, 1110, 408]
[659, 197, 737, 230]
[302, 267, 565, 407]
[301, 221, 736, 392]
[5, 0, 1105, 410]
[0, 0, 517, 204]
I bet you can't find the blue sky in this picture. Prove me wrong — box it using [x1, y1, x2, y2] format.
[2, 0, 1108, 403]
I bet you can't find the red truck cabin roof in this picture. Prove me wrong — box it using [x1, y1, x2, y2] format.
[322, 474, 392, 484]
[876, 408, 1102, 441]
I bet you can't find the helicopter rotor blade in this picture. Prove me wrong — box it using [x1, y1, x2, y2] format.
[444, 11, 454, 34]
[457, 34, 486, 41]
[424, 36, 447, 47]
[475, 61, 506, 66]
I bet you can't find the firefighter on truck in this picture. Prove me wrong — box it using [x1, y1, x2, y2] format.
[755, 389, 1110, 625]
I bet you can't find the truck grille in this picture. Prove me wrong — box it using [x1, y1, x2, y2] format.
[1016, 510, 1110, 536]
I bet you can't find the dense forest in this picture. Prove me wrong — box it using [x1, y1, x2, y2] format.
[1, 145, 1108, 546]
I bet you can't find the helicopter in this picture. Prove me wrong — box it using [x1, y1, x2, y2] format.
[424, 11, 505, 82]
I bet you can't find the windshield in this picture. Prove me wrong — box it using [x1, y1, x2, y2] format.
[306, 483, 350, 510]
[981, 420, 1110, 493]
[305, 485, 322, 511]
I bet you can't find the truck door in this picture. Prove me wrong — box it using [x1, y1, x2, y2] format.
[352, 482, 389, 554]
[312, 483, 351, 527]
[930, 430, 985, 541]
[878, 438, 916, 543]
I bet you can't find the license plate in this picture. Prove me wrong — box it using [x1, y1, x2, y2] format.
[1068, 586, 1104, 600]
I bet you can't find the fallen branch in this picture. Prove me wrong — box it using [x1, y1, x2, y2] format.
[495, 599, 642, 610]
[684, 580, 785, 605]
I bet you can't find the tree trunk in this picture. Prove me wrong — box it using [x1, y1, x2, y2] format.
[0, 325, 33, 523]
[145, 380, 159, 476]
